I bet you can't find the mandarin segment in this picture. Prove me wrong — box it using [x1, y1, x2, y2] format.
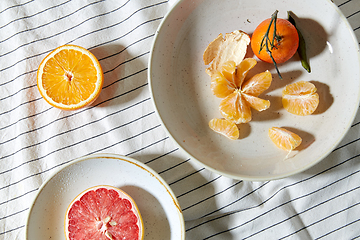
[235, 58, 257, 87]
[210, 72, 236, 98]
[241, 70, 272, 97]
[242, 93, 270, 111]
[268, 127, 302, 152]
[209, 118, 239, 140]
[219, 91, 252, 124]
[282, 81, 319, 116]
[220, 60, 236, 80]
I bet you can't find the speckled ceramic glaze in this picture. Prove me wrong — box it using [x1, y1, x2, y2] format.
[149, 0, 360, 180]
[26, 154, 185, 240]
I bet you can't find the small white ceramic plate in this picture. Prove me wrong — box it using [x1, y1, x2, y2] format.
[25, 153, 185, 240]
[149, 0, 360, 180]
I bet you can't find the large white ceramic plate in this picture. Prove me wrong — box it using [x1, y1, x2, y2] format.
[149, 0, 360, 180]
[26, 153, 185, 240]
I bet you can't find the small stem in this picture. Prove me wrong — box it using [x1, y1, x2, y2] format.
[259, 10, 283, 79]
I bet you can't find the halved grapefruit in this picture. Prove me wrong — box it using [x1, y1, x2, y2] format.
[65, 185, 144, 240]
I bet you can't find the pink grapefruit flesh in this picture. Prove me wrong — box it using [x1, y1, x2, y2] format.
[65, 185, 144, 240]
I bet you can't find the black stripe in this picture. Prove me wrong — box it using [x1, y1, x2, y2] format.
[144, 148, 179, 164]
[0, 97, 151, 163]
[0, 225, 25, 236]
[0, 118, 160, 194]
[0, 0, 72, 30]
[158, 159, 191, 175]
[0, 0, 159, 80]
[204, 184, 360, 239]
[0, 1, 161, 61]
[186, 154, 360, 232]
[177, 176, 222, 198]
[0, 69, 148, 144]
[278, 190, 360, 239]
[0, 96, 151, 175]
[338, 0, 352, 8]
[347, 9, 360, 18]
[85, 17, 163, 51]
[0, 208, 28, 221]
[315, 214, 360, 239]
[0, 0, 34, 15]
[169, 168, 206, 185]
[333, 137, 360, 151]
[98, 34, 154, 61]
[0, 0, 105, 44]
[126, 137, 169, 156]
[103, 51, 150, 82]
[200, 181, 269, 218]
[0, 188, 38, 206]
[0, 32, 154, 101]
[182, 181, 243, 212]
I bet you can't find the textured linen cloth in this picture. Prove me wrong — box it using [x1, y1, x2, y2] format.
[0, 0, 360, 239]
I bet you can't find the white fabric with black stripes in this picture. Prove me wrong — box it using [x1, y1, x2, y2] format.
[0, 0, 360, 239]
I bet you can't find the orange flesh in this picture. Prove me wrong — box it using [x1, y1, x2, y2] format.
[209, 118, 239, 140]
[282, 81, 319, 116]
[212, 59, 272, 124]
[41, 49, 98, 105]
[268, 127, 302, 151]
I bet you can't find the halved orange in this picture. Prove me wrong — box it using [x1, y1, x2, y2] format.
[37, 45, 103, 110]
[282, 81, 319, 116]
[268, 127, 302, 152]
[209, 118, 239, 140]
[65, 185, 144, 240]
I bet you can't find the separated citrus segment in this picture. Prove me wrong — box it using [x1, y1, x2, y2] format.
[235, 58, 257, 86]
[219, 91, 252, 124]
[242, 93, 270, 111]
[241, 70, 272, 97]
[268, 127, 302, 152]
[37, 45, 103, 110]
[210, 72, 235, 98]
[209, 118, 239, 140]
[220, 60, 236, 80]
[282, 81, 319, 116]
[210, 61, 238, 98]
[65, 185, 144, 240]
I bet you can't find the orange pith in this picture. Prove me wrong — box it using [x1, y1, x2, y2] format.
[268, 127, 302, 152]
[209, 118, 239, 140]
[251, 18, 299, 64]
[282, 81, 319, 116]
[37, 45, 103, 110]
[211, 59, 272, 124]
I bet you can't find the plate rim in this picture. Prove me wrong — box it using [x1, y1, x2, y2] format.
[25, 153, 185, 240]
[148, 0, 360, 181]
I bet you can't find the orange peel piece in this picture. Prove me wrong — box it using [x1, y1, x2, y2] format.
[203, 30, 250, 77]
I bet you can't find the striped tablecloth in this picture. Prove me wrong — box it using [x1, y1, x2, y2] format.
[1, 0, 360, 239]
